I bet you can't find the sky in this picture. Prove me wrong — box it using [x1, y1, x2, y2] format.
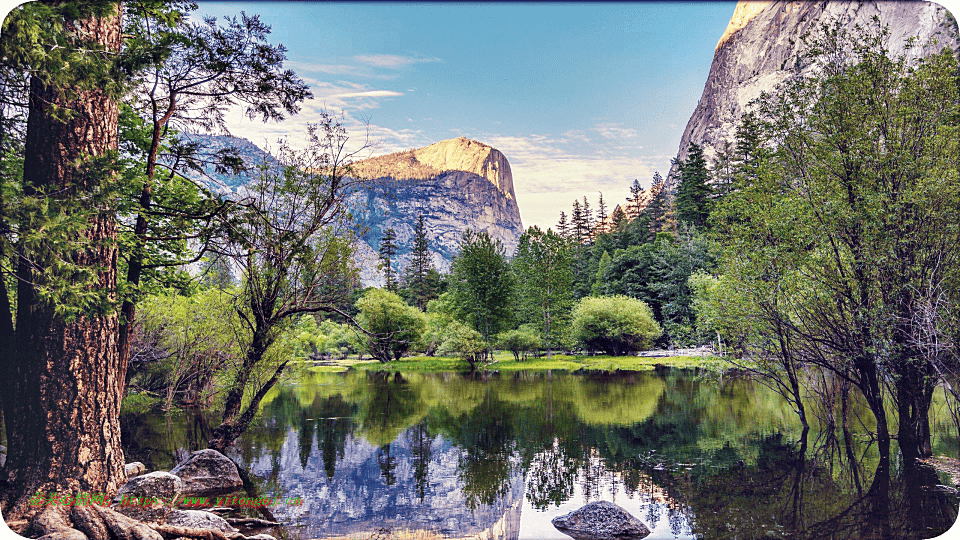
[0, 1, 958, 229]
[192, 2, 737, 230]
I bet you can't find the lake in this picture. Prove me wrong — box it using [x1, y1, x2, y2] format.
[121, 367, 960, 540]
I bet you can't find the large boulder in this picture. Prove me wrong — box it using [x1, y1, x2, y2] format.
[113, 471, 184, 522]
[170, 449, 243, 496]
[552, 501, 650, 540]
[164, 509, 237, 533]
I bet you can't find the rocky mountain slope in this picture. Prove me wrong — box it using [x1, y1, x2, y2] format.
[180, 135, 524, 285]
[349, 137, 524, 285]
[669, 0, 960, 186]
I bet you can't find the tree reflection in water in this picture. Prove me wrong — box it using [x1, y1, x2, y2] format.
[120, 369, 959, 539]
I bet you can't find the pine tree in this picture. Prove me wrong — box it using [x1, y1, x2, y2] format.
[629, 179, 645, 219]
[403, 215, 435, 310]
[610, 206, 627, 232]
[675, 143, 713, 228]
[557, 211, 569, 239]
[596, 192, 608, 235]
[581, 196, 593, 239]
[379, 228, 398, 291]
[571, 199, 585, 244]
[646, 171, 668, 234]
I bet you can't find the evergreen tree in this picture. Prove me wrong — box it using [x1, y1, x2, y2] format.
[590, 250, 612, 296]
[674, 143, 713, 228]
[610, 206, 627, 232]
[403, 215, 435, 310]
[645, 172, 668, 234]
[557, 211, 569, 239]
[379, 228, 398, 291]
[571, 199, 586, 244]
[0, 3, 131, 520]
[596, 192, 608, 235]
[711, 141, 735, 201]
[629, 179, 645, 218]
[581, 196, 593, 241]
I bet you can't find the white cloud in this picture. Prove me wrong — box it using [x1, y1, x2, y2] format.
[331, 90, 404, 99]
[354, 54, 442, 69]
[592, 122, 639, 140]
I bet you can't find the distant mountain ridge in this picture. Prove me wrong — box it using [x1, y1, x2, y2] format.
[349, 137, 524, 285]
[180, 134, 524, 285]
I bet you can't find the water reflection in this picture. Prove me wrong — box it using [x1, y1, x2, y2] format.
[121, 369, 959, 540]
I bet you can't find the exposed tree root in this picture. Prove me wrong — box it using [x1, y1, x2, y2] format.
[148, 524, 248, 540]
[19, 503, 164, 540]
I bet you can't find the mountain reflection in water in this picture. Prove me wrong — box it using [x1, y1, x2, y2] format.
[121, 369, 959, 540]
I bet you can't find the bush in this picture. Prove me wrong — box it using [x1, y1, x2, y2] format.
[570, 295, 661, 355]
[437, 321, 487, 369]
[497, 326, 542, 361]
[356, 289, 427, 362]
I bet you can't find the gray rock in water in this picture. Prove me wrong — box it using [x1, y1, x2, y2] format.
[170, 448, 243, 496]
[113, 471, 184, 522]
[116, 471, 183, 504]
[125, 461, 146, 478]
[165, 509, 238, 533]
[552, 501, 650, 540]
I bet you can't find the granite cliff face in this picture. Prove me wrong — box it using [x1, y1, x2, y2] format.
[350, 137, 524, 285]
[669, 0, 960, 185]
[179, 135, 524, 286]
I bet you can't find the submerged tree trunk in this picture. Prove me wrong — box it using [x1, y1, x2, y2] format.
[0, 4, 129, 524]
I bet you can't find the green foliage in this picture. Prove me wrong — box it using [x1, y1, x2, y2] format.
[711, 19, 960, 455]
[449, 230, 515, 345]
[497, 326, 542, 362]
[401, 215, 437, 310]
[356, 288, 427, 363]
[378, 228, 398, 292]
[419, 292, 456, 356]
[570, 295, 662, 355]
[512, 226, 573, 354]
[674, 143, 713, 229]
[598, 227, 718, 346]
[436, 321, 487, 369]
[131, 288, 242, 408]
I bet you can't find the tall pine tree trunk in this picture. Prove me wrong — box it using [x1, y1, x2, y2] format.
[0, 4, 127, 520]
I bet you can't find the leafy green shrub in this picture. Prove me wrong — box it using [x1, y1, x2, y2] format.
[570, 295, 662, 355]
[497, 326, 542, 361]
[437, 321, 487, 369]
[356, 289, 427, 362]
[132, 288, 243, 409]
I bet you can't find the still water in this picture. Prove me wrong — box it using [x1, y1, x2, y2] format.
[121, 368, 960, 540]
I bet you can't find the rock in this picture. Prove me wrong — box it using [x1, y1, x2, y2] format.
[245, 535, 278, 540]
[164, 509, 237, 533]
[170, 449, 243, 496]
[125, 462, 146, 478]
[113, 471, 184, 522]
[551, 501, 650, 540]
[115, 471, 183, 504]
[669, 0, 960, 188]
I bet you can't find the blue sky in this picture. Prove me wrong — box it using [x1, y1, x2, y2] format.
[199, 2, 738, 229]
[1, 0, 734, 230]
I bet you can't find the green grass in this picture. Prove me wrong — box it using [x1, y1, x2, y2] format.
[330, 351, 735, 374]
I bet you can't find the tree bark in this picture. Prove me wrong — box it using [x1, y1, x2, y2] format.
[0, 3, 126, 520]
